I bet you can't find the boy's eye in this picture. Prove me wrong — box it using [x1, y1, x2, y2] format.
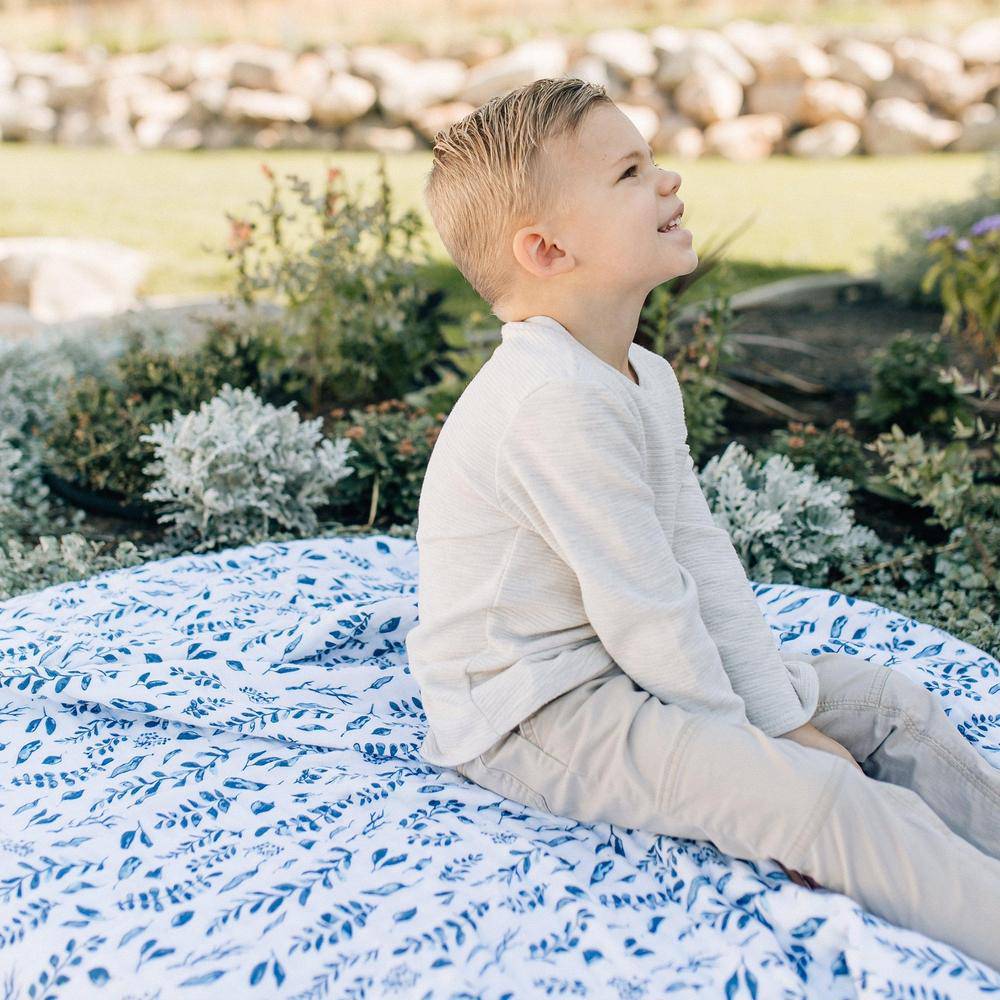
[620, 160, 661, 180]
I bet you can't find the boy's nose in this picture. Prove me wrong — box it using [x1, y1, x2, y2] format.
[660, 171, 681, 196]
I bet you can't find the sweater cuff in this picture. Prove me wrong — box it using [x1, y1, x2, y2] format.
[754, 653, 821, 738]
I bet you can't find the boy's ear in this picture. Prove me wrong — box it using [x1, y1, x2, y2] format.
[511, 227, 575, 279]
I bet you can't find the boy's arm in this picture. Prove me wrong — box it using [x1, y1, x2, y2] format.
[496, 378, 751, 723]
[669, 442, 820, 737]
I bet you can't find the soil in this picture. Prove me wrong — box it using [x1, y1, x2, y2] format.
[675, 293, 993, 549]
[703, 294, 990, 443]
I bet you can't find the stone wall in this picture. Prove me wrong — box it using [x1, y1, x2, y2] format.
[1, 19, 998, 158]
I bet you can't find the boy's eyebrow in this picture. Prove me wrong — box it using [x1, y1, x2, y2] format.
[613, 144, 655, 166]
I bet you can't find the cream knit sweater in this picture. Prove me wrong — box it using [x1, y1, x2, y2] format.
[407, 314, 820, 767]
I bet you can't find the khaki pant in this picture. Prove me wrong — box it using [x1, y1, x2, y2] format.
[453, 651, 1000, 971]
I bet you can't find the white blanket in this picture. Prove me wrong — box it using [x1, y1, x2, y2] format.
[0, 534, 997, 997]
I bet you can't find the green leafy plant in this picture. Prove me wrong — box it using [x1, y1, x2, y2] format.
[836, 407, 999, 656]
[221, 158, 457, 416]
[322, 399, 446, 530]
[42, 319, 296, 507]
[920, 214, 1000, 364]
[763, 418, 871, 486]
[853, 330, 971, 437]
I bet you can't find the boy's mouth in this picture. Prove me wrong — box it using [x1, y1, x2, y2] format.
[657, 204, 686, 234]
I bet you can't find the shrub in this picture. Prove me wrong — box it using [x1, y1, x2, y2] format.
[762, 418, 870, 486]
[322, 399, 445, 529]
[873, 150, 1000, 309]
[697, 441, 884, 587]
[853, 331, 971, 437]
[222, 159, 455, 416]
[141, 384, 356, 553]
[0, 533, 153, 602]
[919, 213, 1000, 364]
[661, 296, 739, 465]
[43, 318, 296, 507]
[836, 412, 999, 656]
[0, 341, 85, 539]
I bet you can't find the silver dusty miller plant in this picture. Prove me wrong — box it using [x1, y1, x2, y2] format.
[696, 441, 885, 587]
[141, 384, 356, 553]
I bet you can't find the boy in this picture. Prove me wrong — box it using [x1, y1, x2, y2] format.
[405, 77, 1000, 969]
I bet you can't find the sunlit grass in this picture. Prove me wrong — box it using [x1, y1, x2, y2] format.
[0, 143, 989, 307]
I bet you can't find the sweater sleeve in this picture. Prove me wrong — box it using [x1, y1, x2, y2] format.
[669, 441, 820, 737]
[495, 378, 751, 723]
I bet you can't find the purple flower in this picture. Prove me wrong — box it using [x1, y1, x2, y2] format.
[955, 237, 971, 253]
[969, 213, 1000, 237]
[922, 225, 953, 242]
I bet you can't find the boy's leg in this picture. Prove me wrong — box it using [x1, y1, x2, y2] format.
[454, 667, 1000, 972]
[804, 651, 1000, 860]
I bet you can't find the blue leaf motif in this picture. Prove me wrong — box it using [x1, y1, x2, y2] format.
[87, 967, 111, 986]
[110, 756, 146, 778]
[364, 882, 407, 896]
[118, 856, 142, 880]
[109, 699, 157, 714]
[16, 739, 42, 764]
[219, 865, 260, 892]
[590, 860, 614, 885]
[180, 971, 226, 986]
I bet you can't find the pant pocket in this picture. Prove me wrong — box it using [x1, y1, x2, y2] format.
[475, 735, 552, 813]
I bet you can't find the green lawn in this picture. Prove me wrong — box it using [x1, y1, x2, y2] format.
[0, 144, 990, 310]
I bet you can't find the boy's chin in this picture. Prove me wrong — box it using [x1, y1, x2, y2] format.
[660, 252, 699, 278]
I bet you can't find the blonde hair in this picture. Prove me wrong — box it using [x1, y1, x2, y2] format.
[423, 77, 613, 311]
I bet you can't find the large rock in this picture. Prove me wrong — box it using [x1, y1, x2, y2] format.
[616, 102, 661, 142]
[674, 66, 743, 125]
[828, 38, 893, 92]
[788, 119, 861, 157]
[0, 91, 57, 141]
[227, 43, 296, 90]
[312, 73, 377, 127]
[585, 29, 658, 82]
[861, 97, 962, 154]
[703, 113, 785, 159]
[871, 73, 927, 104]
[378, 58, 467, 126]
[721, 20, 832, 81]
[951, 103, 1000, 152]
[341, 119, 419, 153]
[687, 29, 756, 86]
[276, 52, 333, 104]
[651, 112, 704, 158]
[929, 65, 1000, 118]
[747, 79, 806, 123]
[222, 87, 312, 125]
[799, 78, 868, 125]
[955, 18, 1000, 66]
[0, 238, 151, 324]
[891, 36, 965, 109]
[457, 39, 569, 105]
[410, 101, 477, 144]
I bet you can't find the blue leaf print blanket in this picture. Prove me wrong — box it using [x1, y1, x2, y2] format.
[1, 534, 998, 998]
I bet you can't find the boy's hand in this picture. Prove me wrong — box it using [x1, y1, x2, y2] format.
[778, 720, 865, 775]
[771, 720, 864, 892]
